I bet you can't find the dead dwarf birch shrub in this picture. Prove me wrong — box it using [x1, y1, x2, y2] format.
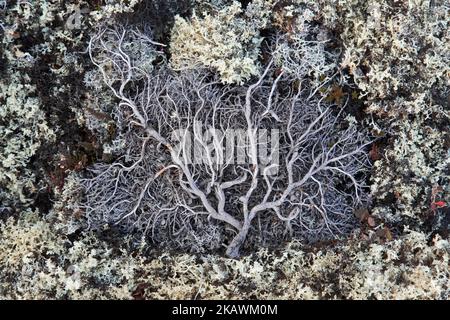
[81, 26, 372, 257]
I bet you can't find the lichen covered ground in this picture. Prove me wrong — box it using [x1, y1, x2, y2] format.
[0, 0, 449, 299]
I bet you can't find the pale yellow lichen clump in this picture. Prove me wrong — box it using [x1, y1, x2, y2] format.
[1, 212, 449, 299]
[89, 0, 142, 21]
[170, 0, 273, 84]
[0, 212, 138, 299]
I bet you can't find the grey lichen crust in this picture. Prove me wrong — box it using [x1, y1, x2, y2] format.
[0, 72, 55, 207]
[1, 211, 449, 299]
[324, 0, 450, 223]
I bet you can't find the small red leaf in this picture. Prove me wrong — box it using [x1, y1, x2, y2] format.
[434, 201, 446, 208]
[369, 143, 381, 161]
